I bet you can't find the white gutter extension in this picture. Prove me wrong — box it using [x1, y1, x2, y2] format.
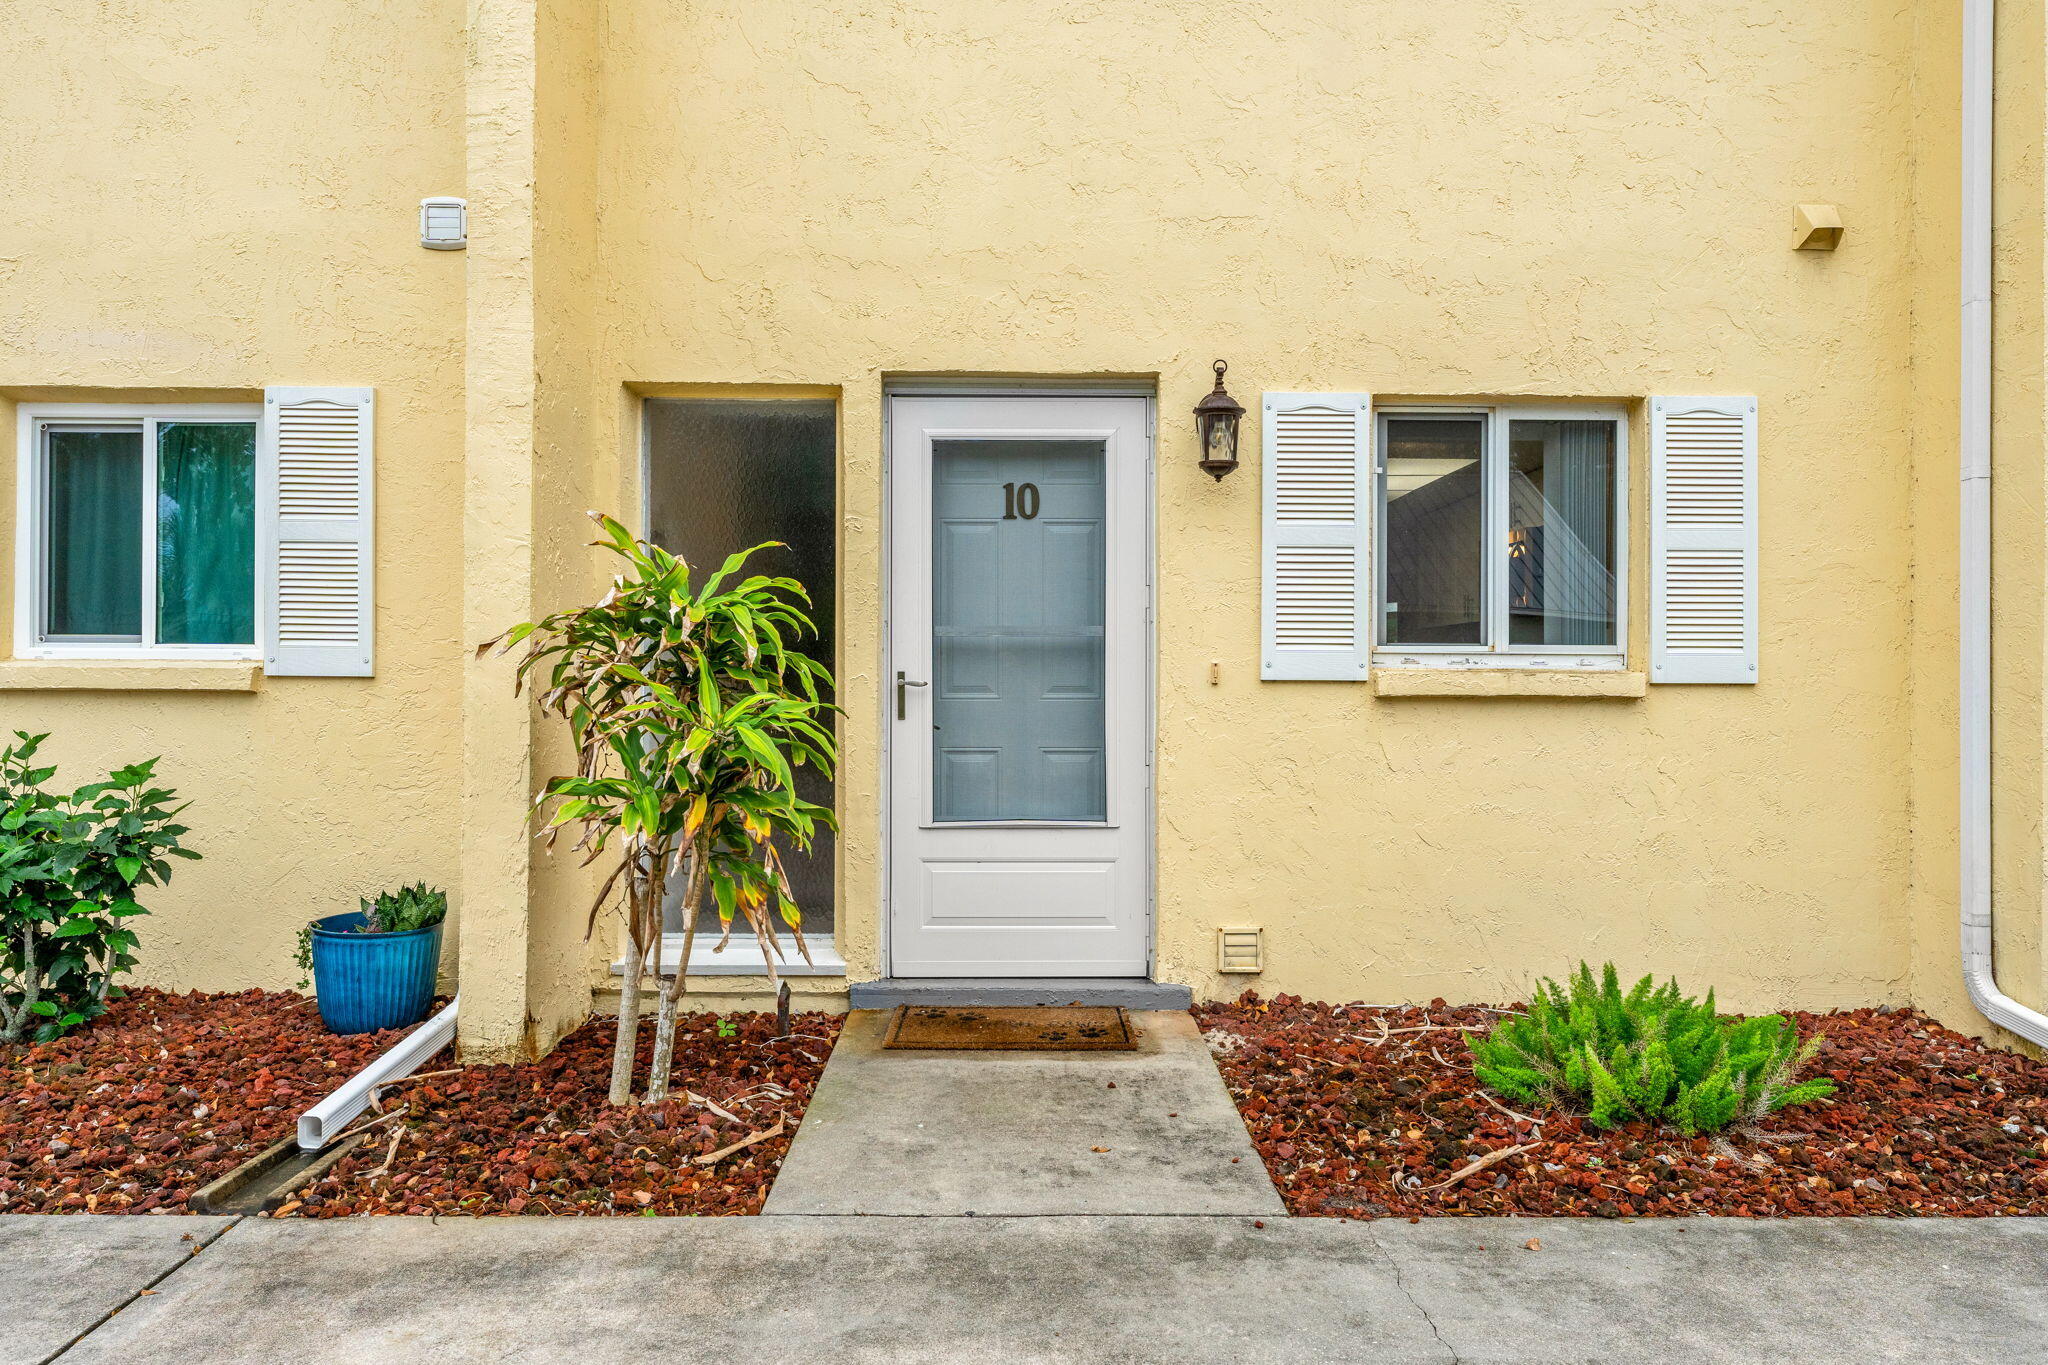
[1960, 0, 2048, 1046]
[296, 994, 460, 1150]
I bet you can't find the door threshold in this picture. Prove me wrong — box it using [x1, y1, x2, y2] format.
[848, 977, 1191, 1011]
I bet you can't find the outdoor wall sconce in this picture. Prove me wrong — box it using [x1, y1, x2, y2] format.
[1194, 359, 1245, 480]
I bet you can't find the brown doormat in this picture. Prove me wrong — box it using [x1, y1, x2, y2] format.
[881, 1005, 1136, 1051]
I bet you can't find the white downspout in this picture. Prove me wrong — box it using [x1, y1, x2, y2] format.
[1959, 0, 2048, 1045]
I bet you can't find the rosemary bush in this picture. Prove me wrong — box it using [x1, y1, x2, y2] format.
[1468, 963, 1835, 1134]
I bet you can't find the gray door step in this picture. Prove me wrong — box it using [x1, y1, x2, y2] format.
[847, 977, 1193, 1010]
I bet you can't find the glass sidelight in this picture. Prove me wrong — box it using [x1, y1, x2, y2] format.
[930, 438, 1107, 823]
[646, 397, 836, 931]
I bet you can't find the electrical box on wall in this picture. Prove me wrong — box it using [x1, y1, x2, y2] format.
[1218, 926, 1263, 974]
[419, 197, 467, 250]
[1791, 203, 1843, 251]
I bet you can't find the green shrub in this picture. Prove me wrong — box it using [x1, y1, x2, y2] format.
[1467, 963, 1835, 1134]
[294, 883, 448, 989]
[358, 883, 447, 934]
[0, 732, 197, 1043]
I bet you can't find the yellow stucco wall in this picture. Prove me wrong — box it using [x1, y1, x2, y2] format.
[593, 0, 1925, 1015]
[1908, 0, 2048, 1045]
[6, 0, 2042, 1048]
[0, 1, 469, 995]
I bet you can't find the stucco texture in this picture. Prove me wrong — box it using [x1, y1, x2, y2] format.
[0, 1, 468, 997]
[593, 0, 1924, 1015]
[4, 0, 2041, 1051]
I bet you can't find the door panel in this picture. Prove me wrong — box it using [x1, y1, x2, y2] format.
[889, 396, 1150, 977]
[931, 438, 1106, 823]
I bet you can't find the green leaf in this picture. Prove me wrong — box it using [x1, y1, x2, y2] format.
[115, 856, 143, 884]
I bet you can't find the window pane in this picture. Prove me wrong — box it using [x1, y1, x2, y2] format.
[646, 398, 837, 934]
[157, 423, 257, 645]
[45, 429, 143, 638]
[930, 439, 1107, 823]
[1381, 418, 1484, 644]
[1508, 420, 1618, 647]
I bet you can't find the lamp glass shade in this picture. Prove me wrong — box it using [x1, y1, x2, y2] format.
[1203, 414, 1238, 468]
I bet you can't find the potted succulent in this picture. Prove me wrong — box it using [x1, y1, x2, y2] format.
[296, 883, 447, 1034]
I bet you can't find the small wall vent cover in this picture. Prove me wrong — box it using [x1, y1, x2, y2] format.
[1218, 926, 1263, 974]
[419, 197, 467, 250]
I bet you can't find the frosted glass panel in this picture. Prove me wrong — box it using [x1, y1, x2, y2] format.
[647, 398, 836, 932]
[931, 439, 1106, 822]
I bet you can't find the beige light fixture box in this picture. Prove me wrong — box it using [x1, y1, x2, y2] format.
[1793, 203, 1844, 251]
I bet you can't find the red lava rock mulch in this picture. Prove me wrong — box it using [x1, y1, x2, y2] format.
[1195, 992, 2048, 1219]
[294, 1007, 840, 1217]
[0, 987, 841, 1218]
[0, 988, 414, 1214]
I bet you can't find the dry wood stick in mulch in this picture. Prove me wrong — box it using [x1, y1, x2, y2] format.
[370, 1068, 463, 1094]
[327, 1106, 407, 1149]
[1418, 1141, 1543, 1194]
[368, 1125, 406, 1179]
[692, 1117, 785, 1166]
[685, 1091, 744, 1126]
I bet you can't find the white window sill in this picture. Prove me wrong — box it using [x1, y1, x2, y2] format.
[1373, 668, 1646, 698]
[613, 931, 847, 978]
[1372, 652, 1625, 671]
[0, 660, 262, 692]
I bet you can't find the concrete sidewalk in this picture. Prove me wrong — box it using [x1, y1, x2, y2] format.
[11, 1214, 2048, 1364]
[765, 1010, 1284, 1216]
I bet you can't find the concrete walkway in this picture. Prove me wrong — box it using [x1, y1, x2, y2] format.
[14, 1021, 2048, 1361]
[12, 1213, 2048, 1363]
[764, 1010, 1284, 1216]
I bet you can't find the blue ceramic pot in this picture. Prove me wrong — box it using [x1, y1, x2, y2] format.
[309, 911, 443, 1035]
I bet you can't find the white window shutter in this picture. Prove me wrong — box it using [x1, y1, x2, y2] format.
[1261, 393, 1371, 680]
[260, 387, 374, 676]
[1650, 396, 1756, 684]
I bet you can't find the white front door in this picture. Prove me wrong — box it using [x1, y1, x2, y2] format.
[887, 395, 1151, 977]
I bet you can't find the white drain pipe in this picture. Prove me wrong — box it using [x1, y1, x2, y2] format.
[1960, 0, 2048, 1047]
[296, 995, 460, 1150]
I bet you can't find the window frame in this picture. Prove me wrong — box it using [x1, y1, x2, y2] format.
[13, 402, 263, 661]
[1373, 402, 1628, 670]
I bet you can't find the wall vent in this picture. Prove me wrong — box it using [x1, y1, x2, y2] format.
[419, 196, 467, 250]
[1218, 926, 1263, 974]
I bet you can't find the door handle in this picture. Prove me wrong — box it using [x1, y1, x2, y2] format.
[895, 670, 928, 720]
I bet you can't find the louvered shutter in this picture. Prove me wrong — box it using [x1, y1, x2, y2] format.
[1260, 393, 1372, 680]
[260, 387, 374, 676]
[1649, 396, 1756, 684]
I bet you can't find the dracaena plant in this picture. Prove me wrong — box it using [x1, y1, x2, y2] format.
[0, 732, 198, 1043]
[484, 512, 836, 1106]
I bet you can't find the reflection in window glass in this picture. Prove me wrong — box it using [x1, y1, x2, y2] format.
[646, 399, 837, 935]
[156, 423, 257, 645]
[1380, 418, 1484, 645]
[1508, 420, 1617, 647]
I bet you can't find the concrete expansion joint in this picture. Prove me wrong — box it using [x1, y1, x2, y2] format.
[43, 1216, 244, 1365]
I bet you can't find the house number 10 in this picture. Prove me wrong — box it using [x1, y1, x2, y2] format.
[1002, 482, 1040, 520]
